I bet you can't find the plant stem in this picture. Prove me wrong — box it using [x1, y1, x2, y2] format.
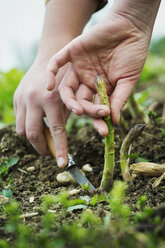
[95, 74, 115, 191]
[128, 93, 144, 121]
[120, 124, 145, 181]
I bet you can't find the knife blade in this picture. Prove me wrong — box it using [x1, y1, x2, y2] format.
[44, 126, 95, 191]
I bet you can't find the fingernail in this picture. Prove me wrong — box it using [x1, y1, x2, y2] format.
[57, 157, 66, 168]
[72, 108, 77, 114]
[98, 128, 107, 136]
[98, 127, 103, 134]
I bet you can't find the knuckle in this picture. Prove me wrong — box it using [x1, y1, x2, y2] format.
[50, 125, 65, 136]
[45, 91, 61, 103]
[27, 89, 37, 100]
[26, 130, 40, 142]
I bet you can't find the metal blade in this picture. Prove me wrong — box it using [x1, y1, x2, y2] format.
[66, 154, 95, 191]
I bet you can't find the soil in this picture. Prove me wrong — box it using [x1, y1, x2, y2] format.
[0, 121, 165, 237]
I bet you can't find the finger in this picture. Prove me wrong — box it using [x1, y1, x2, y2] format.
[46, 43, 72, 91]
[45, 103, 68, 168]
[25, 108, 48, 154]
[110, 77, 137, 124]
[15, 107, 26, 136]
[13, 97, 17, 116]
[59, 69, 83, 115]
[76, 84, 110, 118]
[93, 119, 109, 136]
[80, 99, 110, 118]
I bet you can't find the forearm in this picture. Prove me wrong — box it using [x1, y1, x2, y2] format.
[111, 0, 161, 33]
[35, 0, 97, 65]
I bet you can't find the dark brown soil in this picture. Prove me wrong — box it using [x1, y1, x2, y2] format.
[0, 123, 165, 236]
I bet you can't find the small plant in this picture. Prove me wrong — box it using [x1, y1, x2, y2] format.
[109, 181, 130, 225]
[120, 124, 145, 181]
[0, 181, 164, 248]
[95, 74, 115, 191]
[127, 93, 144, 121]
[137, 195, 147, 211]
[160, 127, 165, 140]
[0, 69, 24, 124]
[0, 157, 19, 180]
[134, 196, 154, 223]
[148, 110, 162, 125]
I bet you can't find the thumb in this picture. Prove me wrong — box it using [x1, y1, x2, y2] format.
[110, 77, 137, 125]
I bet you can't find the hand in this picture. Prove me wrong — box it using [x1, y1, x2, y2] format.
[14, 61, 70, 168]
[46, 11, 153, 135]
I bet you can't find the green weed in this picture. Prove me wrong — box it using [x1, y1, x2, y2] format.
[0, 157, 19, 180]
[0, 69, 24, 125]
[0, 181, 164, 248]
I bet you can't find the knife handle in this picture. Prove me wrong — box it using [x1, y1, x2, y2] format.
[44, 126, 56, 159]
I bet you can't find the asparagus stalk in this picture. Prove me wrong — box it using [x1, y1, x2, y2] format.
[120, 124, 145, 181]
[95, 74, 115, 191]
[128, 93, 144, 121]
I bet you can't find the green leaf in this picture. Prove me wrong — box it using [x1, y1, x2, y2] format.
[80, 196, 90, 205]
[0, 69, 25, 124]
[90, 194, 98, 207]
[97, 194, 107, 203]
[67, 199, 87, 207]
[4, 157, 19, 169]
[90, 194, 107, 207]
[0, 189, 12, 199]
[67, 205, 87, 212]
[136, 157, 148, 163]
[0, 157, 19, 178]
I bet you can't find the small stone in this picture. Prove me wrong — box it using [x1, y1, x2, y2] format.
[82, 164, 93, 172]
[26, 166, 35, 172]
[56, 171, 76, 184]
[0, 195, 9, 205]
[68, 189, 80, 196]
[48, 209, 56, 213]
[29, 196, 34, 203]
[20, 212, 38, 218]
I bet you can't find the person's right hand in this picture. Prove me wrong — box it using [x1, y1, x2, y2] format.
[14, 61, 70, 168]
[46, 0, 160, 135]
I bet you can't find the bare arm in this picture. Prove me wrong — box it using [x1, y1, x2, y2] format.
[111, 0, 161, 34]
[35, 0, 97, 64]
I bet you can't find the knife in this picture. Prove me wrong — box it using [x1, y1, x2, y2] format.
[44, 126, 95, 191]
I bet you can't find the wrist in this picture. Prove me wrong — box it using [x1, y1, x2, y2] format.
[111, 0, 161, 33]
[34, 35, 74, 67]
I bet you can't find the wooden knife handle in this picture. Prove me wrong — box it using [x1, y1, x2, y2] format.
[44, 126, 56, 159]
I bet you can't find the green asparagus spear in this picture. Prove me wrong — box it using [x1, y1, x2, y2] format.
[95, 74, 115, 191]
[120, 124, 145, 181]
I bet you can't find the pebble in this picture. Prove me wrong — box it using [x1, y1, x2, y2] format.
[29, 196, 35, 203]
[68, 189, 80, 196]
[0, 195, 9, 205]
[82, 164, 93, 172]
[26, 166, 35, 172]
[20, 212, 38, 218]
[56, 171, 76, 184]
